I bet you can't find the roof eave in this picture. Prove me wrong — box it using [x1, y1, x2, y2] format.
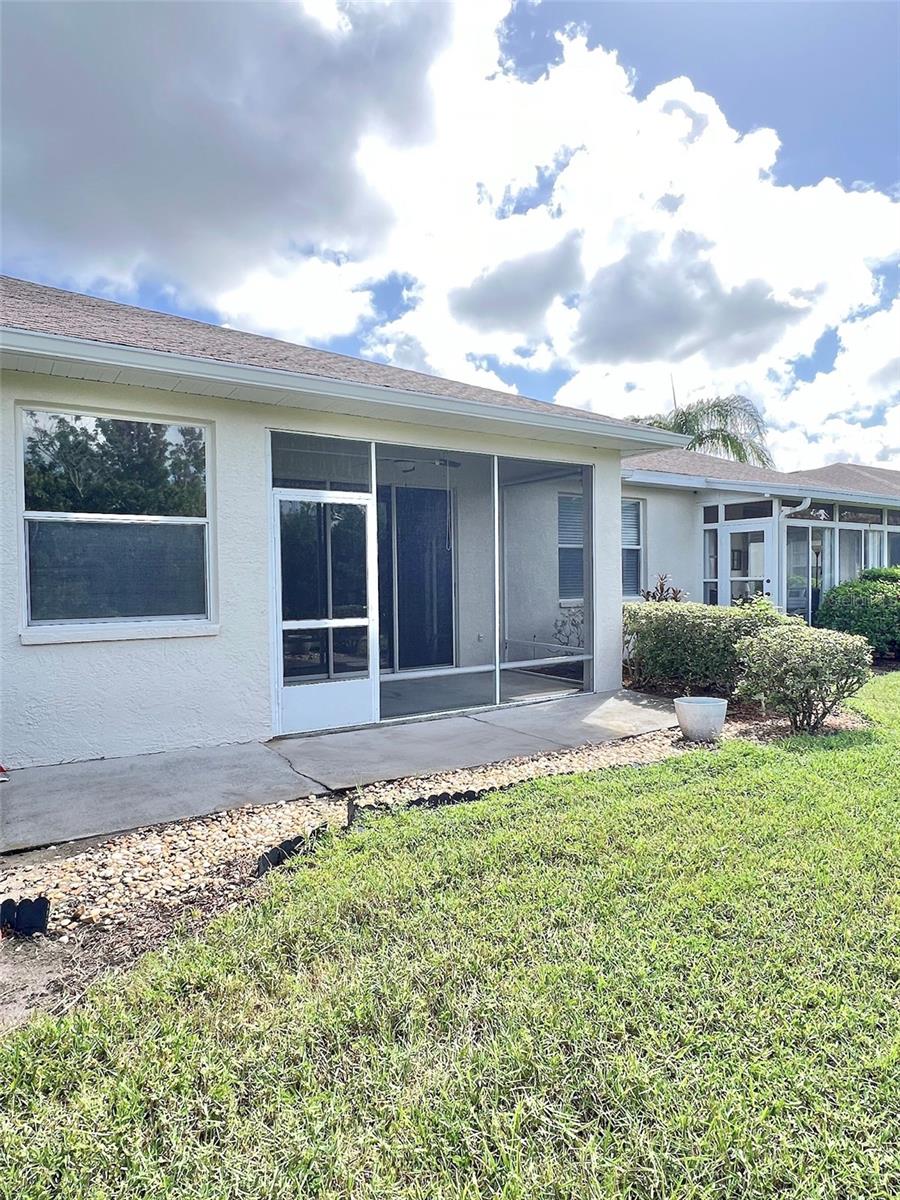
[0, 327, 689, 454]
[622, 466, 899, 507]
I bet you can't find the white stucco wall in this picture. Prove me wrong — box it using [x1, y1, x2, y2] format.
[1, 370, 626, 767]
[502, 474, 585, 657]
[621, 483, 702, 601]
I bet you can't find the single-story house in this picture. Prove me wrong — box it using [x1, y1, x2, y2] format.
[1, 276, 686, 770]
[621, 449, 900, 615]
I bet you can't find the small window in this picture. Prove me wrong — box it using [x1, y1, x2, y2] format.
[888, 510, 900, 527]
[839, 505, 883, 525]
[22, 409, 210, 625]
[621, 499, 643, 596]
[702, 528, 718, 605]
[558, 494, 584, 601]
[889, 531, 900, 567]
[723, 500, 773, 520]
[703, 505, 719, 524]
[784, 500, 834, 522]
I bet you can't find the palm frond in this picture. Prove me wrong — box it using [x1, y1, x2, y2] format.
[630, 394, 774, 467]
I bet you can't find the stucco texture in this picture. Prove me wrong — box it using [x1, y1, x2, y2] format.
[622, 484, 702, 601]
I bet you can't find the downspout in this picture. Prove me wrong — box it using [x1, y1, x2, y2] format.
[781, 497, 812, 518]
[779, 497, 812, 614]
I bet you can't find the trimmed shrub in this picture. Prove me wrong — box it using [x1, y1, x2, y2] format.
[624, 597, 787, 694]
[816, 577, 900, 657]
[859, 567, 900, 584]
[736, 624, 871, 733]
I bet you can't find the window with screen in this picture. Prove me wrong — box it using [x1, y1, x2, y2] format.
[621, 499, 642, 597]
[558, 494, 584, 602]
[22, 409, 209, 625]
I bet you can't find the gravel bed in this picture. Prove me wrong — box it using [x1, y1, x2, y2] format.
[0, 705, 867, 1031]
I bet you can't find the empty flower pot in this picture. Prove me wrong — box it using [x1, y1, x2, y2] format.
[674, 696, 728, 742]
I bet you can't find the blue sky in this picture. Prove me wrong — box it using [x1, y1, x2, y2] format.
[2, 1, 898, 467]
[501, 1, 899, 192]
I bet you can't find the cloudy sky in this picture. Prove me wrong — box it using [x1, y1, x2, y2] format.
[3, 0, 899, 469]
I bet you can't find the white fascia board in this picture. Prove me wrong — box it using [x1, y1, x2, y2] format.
[0, 328, 689, 454]
[621, 467, 899, 508]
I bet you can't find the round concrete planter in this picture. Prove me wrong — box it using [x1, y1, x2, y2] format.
[674, 696, 728, 742]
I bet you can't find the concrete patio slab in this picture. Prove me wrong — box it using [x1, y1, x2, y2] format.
[470, 689, 677, 748]
[2, 690, 678, 853]
[1, 742, 322, 853]
[270, 715, 556, 791]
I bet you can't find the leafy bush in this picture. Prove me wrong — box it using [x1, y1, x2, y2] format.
[624, 597, 787, 694]
[641, 573, 687, 602]
[859, 567, 900, 584]
[736, 624, 872, 733]
[816, 577, 900, 657]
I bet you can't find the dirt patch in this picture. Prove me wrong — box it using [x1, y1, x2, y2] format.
[0, 704, 867, 1034]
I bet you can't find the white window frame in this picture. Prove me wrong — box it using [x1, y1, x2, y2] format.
[16, 403, 218, 645]
[621, 498, 644, 600]
[558, 491, 585, 605]
[779, 502, 899, 617]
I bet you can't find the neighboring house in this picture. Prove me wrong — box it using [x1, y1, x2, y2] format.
[621, 448, 900, 616]
[0, 276, 685, 770]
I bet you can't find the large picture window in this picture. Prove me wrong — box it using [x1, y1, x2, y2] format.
[22, 409, 209, 625]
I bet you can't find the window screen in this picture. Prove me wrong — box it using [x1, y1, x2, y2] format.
[558, 494, 584, 601]
[621, 500, 642, 596]
[22, 410, 210, 626]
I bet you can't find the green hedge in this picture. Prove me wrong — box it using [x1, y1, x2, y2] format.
[859, 567, 900, 584]
[816, 577, 900, 657]
[623, 598, 787, 694]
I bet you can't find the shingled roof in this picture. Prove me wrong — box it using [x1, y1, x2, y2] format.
[624, 448, 900, 501]
[0, 274, 651, 435]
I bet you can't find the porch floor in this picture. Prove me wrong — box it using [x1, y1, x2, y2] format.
[1, 690, 677, 854]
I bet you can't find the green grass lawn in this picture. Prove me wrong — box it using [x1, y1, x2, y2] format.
[2, 676, 899, 1199]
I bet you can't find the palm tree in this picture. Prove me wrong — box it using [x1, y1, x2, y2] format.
[635, 394, 774, 468]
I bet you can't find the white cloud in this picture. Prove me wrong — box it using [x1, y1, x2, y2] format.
[217, 257, 375, 344]
[3, 1, 898, 468]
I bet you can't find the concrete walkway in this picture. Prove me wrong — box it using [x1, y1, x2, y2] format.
[1, 690, 676, 853]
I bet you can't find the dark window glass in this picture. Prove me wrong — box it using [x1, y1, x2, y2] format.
[282, 628, 369, 684]
[271, 432, 370, 492]
[703, 582, 719, 605]
[23, 411, 206, 516]
[395, 487, 453, 669]
[376, 486, 394, 670]
[559, 547, 584, 600]
[723, 500, 772, 520]
[784, 501, 834, 521]
[703, 505, 718, 524]
[889, 532, 900, 567]
[839, 506, 883, 525]
[622, 547, 641, 595]
[282, 630, 328, 682]
[331, 628, 369, 675]
[887, 510, 900, 527]
[280, 500, 366, 622]
[27, 521, 206, 622]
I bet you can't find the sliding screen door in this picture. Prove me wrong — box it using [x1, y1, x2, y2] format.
[395, 487, 453, 669]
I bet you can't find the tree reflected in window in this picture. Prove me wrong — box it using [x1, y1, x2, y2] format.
[23, 411, 206, 517]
